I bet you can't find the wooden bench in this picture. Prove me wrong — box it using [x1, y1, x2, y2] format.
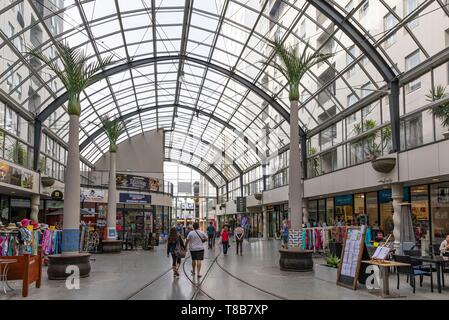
[0, 246, 42, 297]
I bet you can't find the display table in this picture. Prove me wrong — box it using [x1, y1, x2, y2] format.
[101, 240, 123, 253]
[361, 260, 410, 298]
[0, 260, 16, 294]
[279, 248, 313, 272]
[47, 253, 91, 280]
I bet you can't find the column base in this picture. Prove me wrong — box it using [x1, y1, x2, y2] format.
[102, 240, 123, 253]
[47, 253, 91, 280]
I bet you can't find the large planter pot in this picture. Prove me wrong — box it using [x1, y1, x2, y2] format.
[254, 193, 262, 201]
[314, 264, 338, 283]
[443, 131, 449, 139]
[101, 240, 123, 253]
[371, 156, 396, 173]
[279, 248, 313, 272]
[41, 176, 56, 187]
[47, 253, 91, 280]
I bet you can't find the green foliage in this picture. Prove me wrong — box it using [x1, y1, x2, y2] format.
[426, 85, 449, 128]
[353, 119, 392, 159]
[8, 141, 27, 166]
[28, 41, 114, 116]
[326, 254, 340, 268]
[308, 147, 320, 176]
[262, 39, 332, 101]
[100, 115, 129, 152]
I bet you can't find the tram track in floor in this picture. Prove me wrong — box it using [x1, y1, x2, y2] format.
[125, 267, 174, 300]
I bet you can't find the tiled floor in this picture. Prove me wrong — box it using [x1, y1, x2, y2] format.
[1, 239, 447, 300]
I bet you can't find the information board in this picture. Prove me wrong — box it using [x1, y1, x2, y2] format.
[336, 226, 367, 290]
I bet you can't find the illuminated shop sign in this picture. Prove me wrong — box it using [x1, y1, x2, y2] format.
[119, 193, 151, 204]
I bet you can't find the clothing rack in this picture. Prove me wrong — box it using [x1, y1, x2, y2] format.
[300, 226, 349, 253]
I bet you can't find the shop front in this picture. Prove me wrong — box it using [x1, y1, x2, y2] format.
[307, 182, 449, 247]
[267, 203, 288, 238]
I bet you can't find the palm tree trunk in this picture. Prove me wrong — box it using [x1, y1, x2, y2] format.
[288, 99, 303, 231]
[107, 151, 117, 239]
[62, 114, 81, 254]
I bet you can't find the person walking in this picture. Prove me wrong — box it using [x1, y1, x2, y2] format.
[220, 226, 230, 255]
[185, 222, 207, 278]
[207, 222, 216, 249]
[234, 224, 244, 256]
[281, 220, 289, 249]
[167, 227, 186, 278]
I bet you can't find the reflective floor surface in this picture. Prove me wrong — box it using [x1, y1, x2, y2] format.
[1, 240, 447, 300]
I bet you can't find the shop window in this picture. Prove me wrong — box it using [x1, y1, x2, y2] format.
[366, 192, 378, 227]
[308, 200, 318, 225]
[335, 195, 353, 225]
[431, 183, 449, 244]
[354, 193, 365, 225]
[411, 185, 430, 245]
[318, 199, 326, 225]
[326, 198, 334, 224]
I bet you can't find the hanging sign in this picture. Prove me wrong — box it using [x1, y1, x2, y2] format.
[236, 197, 246, 212]
[51, 190, 63, 201]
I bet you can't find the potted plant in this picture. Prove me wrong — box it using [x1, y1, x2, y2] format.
[29, 41, 113, 278]
[314, 254, 340, 283]
[308, 147, 320, 177]
[426, 85, 449, 139]
[264, 38, 331, 271]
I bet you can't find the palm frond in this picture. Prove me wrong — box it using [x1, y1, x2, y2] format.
[27, 41, 114, 101]
[100, 115, 129, 150]
[426, 85, 449, 128]
[269, 38, 333, 88]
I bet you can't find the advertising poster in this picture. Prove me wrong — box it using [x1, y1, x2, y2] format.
[149, 178, 160, 192]
[119, 193, 151, 204]
[0, 161, 11, 184]
[80, 188, 106, 202]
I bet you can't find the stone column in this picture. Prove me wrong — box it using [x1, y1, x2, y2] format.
[30, 194, 40, 222]
[62, 114, 81, 254]
[288, 100, 303, 230]
[106, 152, 117, 239]
[262, 205, 268, 240]
[391, 183, 403, 252]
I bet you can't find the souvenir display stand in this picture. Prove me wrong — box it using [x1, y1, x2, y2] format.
[0, 245, 42, 297]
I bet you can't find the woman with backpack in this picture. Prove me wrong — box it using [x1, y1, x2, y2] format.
[167, 227, 186, 278]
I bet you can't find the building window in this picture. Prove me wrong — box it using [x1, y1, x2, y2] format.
[360, 82, 372, 98]
[404, 0, 419, 29]
[16, 74, 22, 98]
[6, 63, 14, 90]
[405, 50, 421, 92]
[346, 45, 356, 77]
[345, 1, 354, 13]
[300, 19, 306, 38]
[360, 0, 369, 17]
[347, 93, 358, 107]
[384, 9, 398, 48]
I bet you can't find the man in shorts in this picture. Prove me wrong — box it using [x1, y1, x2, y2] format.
[185, 222, 208, 278]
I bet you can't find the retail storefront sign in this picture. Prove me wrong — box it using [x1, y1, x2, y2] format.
[335, 195, 353, 206]
[119, 193, 151, 204]
[378, 187, 410, 203]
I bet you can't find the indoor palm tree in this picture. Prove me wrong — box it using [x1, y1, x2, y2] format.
[426, 85, 449, 138]
[29, 42, 113, 254]
[100, 115, 128, 240]
[264, 39, 331, 231]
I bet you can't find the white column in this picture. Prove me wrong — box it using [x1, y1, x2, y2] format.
[391, 183, 403, 252]
[30, 194, 40, 223]
[288, 100, 303, 230]
[62, 114, 81, 254]
[302, 198, 309, 226]
[106, 152, 117, 239]
[262, 205, 268, 240]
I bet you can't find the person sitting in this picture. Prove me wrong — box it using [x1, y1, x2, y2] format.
[439, 235, 449, 255]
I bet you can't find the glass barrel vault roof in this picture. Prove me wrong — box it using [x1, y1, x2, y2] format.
[1, 0, 448, 187]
